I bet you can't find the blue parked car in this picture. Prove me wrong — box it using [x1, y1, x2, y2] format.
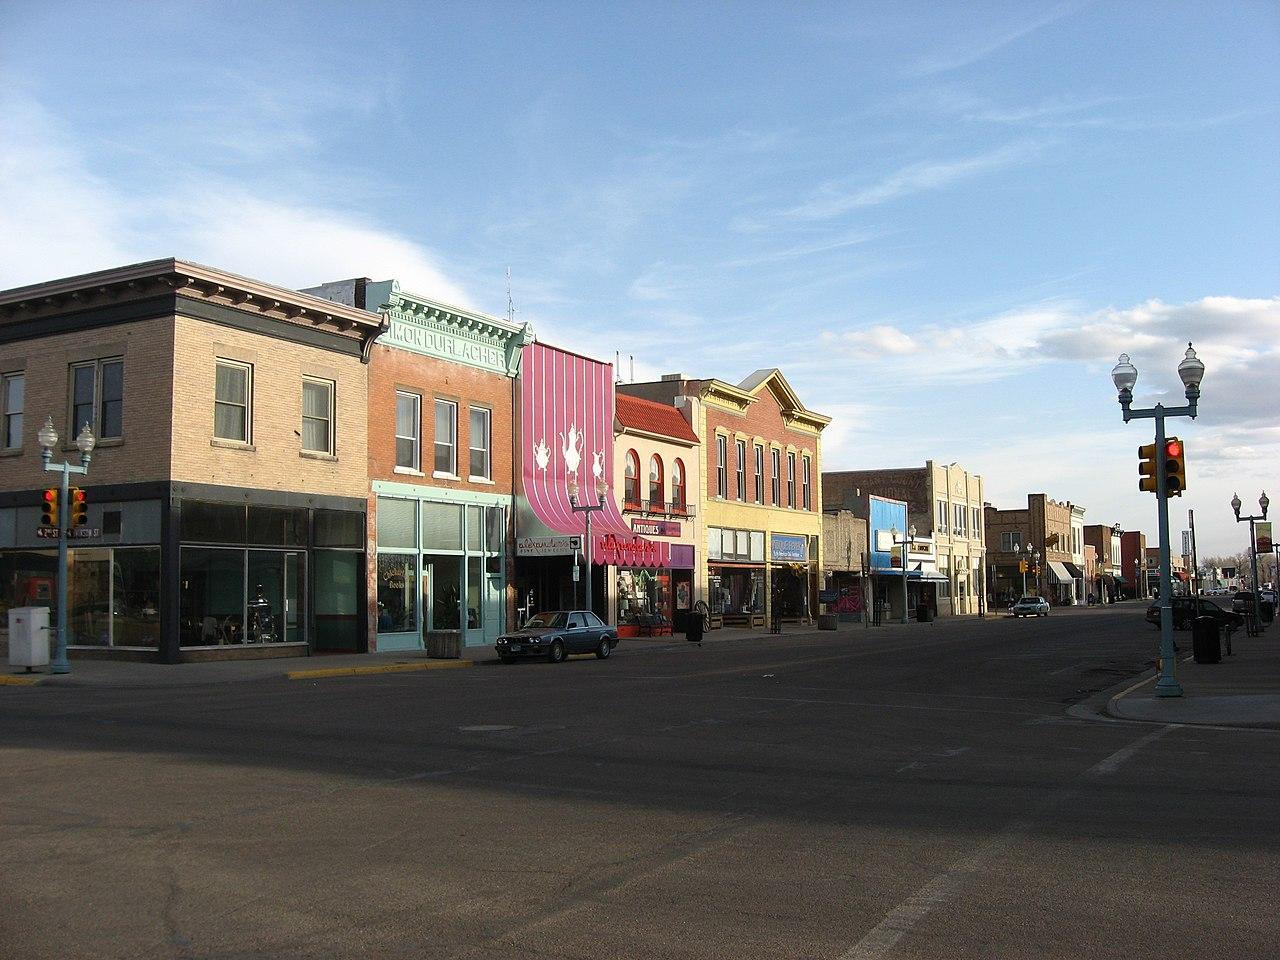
[495, 610, 619, 664]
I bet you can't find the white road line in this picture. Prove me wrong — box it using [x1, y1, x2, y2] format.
[836, 724, 1177, 960]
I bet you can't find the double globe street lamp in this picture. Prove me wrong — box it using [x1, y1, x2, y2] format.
[36, 415, 96, 675]
[889, 524, 916, 625]
[1230, 491, 1269, 628]
[1111, 342, 1205, 698]
[568, 474, 610, 617]
[1022, 543, 1039, 598]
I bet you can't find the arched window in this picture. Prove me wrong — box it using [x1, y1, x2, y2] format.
[624, 450, 640, 507]
[649, 454, 664, 507]
[672, 459, 686, 512]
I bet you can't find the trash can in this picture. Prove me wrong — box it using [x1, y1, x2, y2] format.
[1191, 616, 1221, 664]
[817, 613, 838, 631]
[916, 604, 933, 623]
[1260, 600, 1274, 624]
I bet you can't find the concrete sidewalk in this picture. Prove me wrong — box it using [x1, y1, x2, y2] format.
[1107, 623, 1280, 729]
[1, 621, 854, 689]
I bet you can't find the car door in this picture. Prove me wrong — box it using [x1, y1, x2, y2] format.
[565, 613, 588, 652]
[583, 611, 609, 646]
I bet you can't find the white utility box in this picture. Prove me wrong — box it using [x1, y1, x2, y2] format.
[8, 606, 51, 669]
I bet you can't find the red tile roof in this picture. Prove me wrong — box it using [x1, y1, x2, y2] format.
[616, 393, 699, 443]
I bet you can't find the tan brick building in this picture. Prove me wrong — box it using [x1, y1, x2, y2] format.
[302, 278, 531, 655]
[620, 369, 829, 628]
[985, 494, 1087, 606]
[0, 260, 379, 662]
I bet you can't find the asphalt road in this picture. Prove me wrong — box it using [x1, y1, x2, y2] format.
[1, 605, 1276, 960]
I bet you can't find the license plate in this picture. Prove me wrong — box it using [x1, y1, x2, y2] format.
[509, 644, 521, 652]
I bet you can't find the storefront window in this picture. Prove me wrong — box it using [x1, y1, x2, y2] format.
[68, 548, 110, 646]
[422, 502, 462, 551]
[376, 553, 417, 633]
[467, 556, 483, 629]
[711, 568, 764, 614]
[182, 501, 247, 544]
[0, 550, 57, 620]
[181, 547, 246, 646]
[112, 548, 161, 648]
[315, 550, 361, 652]
[247, 550, 301, 643]
[377, 497, 417, 549]
[247, 506, 306, 546]
[466, 505, 484, 552]
[315, 509, 364, 548]
[427, 554, 462, 630]
[486, 506, 505, 553]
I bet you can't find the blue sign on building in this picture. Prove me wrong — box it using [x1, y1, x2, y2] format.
[771, 534, 808, 562]
[868, 495, 908, 572]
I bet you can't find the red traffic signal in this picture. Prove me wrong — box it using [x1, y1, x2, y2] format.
[40, 488, 58, 526]
[1165, 438, 1182, 459]
[70, 487, 88, 527]
[1165, 437, 1186, 497]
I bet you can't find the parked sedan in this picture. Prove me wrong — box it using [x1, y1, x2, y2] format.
[1010, 596, 1050, 617]
[1146, 596, 1244, 635]
[495, 610, 619, 664]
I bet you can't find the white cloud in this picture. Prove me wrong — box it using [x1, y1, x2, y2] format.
[905, 3, 1082, 77]
[785, 142, 1041, 220]
[0, 93, 470, 306]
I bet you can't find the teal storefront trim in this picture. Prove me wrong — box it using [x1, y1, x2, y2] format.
[373, 483, 510, 652]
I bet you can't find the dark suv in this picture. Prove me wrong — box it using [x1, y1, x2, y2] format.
[1146, 596, 1243, 634]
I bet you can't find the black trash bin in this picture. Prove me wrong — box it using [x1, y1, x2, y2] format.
[1260, 600, 1274, 624]
[916, 604, 933, 623]
[1191, 615, 1221, 664]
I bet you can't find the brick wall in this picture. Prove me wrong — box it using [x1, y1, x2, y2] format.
[366, 343, 515, 493]
[823, 469, 929, 530]
[0, 316, 175, 493]
[704, 389, 820, 512]
[169, 315, 369, 499]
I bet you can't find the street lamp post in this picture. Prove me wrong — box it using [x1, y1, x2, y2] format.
[568, 475, 609, 616]
[1111, 342, 1204, 698]
[889, 524, 916, 624]
[37, 415, 95, 675]
[1230, 491, 1269, 627]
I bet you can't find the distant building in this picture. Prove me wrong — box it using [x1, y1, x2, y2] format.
[1083, 524, 1126, 601]
[984, 495, 1085, 605]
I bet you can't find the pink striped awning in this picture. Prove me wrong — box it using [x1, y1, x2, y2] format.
[518, 342, 668, 567]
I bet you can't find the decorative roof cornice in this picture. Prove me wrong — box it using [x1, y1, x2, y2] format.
[0, 258, 385, 357]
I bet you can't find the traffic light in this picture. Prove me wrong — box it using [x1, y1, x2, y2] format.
[1138, 443, 1158, 493]
[70, 487, 88, 527]
[40, 488, 58, 527]
[1165, 437, 1185, 497]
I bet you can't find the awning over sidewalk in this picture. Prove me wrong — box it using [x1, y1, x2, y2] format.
[1046, 561, 1074, 585]
[1063, 562, 1084, 579]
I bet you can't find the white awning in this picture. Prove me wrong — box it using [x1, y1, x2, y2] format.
[1047, 561, 1074, 585]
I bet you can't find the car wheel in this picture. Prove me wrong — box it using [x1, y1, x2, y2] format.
[595, 638, 613, 659]
[548, 639, 566, 664]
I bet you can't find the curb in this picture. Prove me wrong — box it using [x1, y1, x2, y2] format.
[1, 675, 43, 686]
[287, 660, 475, 681]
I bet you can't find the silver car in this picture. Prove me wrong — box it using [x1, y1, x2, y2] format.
[1010, 596, 1050, 618]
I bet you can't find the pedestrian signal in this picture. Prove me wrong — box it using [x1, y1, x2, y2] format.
[1165, 438, 1185, 497]
[1138, 443, 1158, 493]
[70, 487, 88, 527]
[41, 488, 58, 527]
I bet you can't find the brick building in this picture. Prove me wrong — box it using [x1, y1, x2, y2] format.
[1120, 530, 1149, 600]
[620, 369, 829, 628]
[1083, 523, 1125, 602]
[984, 495, 1086, 606]
[302, 277, 531, 655]
[0, 259, 379, 662]
[822, 461, 986, 616]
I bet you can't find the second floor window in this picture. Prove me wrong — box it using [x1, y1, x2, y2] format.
[214, 361, 251, 443]
[716, 435, 727, 498]
[672, 458, 686, 510]
[974, 508, 983, 539]
[625, 450, 640, 506]
[70, 357, 123, 440]
[434, 399, 457, 475]
[754, 444, 764, 503]
[771, 448, 781, 505]
[954, 503, 966, 535]
[735, 440, 746, 500]
[469, 407, 491, 479]
[2, 372, 23, 449]
[649, 454, 664, 505]
[395, 391, 420, 469]
[937, 499, 948, 533]
[1001, 531, 1022, 552]
[787, 452, 796, 507]
[302, 378, 334, 454]
[802, 455, 811, 510]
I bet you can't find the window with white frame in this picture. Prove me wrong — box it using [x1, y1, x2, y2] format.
[716, 435, 727, 498]
[973, 507, 982, 539]
[786, 452, 796, 507]
[434, 399, 457, 475]
[771, 448, 781, 504]
[1001, 531, 1022, 552]
[214, 361, 251, 443]
[735, 440, 746, 500]
[301, 377, 334, 454]
[936, 499, 948, 534]
[753, 444, 764, 503]
[395, 391, 420, 469]
[70, 357, 124, 440]
[2, 372, 23, 449]
[802, 454, 812, 510]
[954, 503, 966, 536]
[469, 406, 491, 479]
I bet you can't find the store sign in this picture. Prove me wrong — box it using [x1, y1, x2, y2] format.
[594, 533, 670, 568]
[631, 519, 681, 537]
[771, 534, 808, 562]
[517, 536, 581, 557]
[385, 316, 508, 374]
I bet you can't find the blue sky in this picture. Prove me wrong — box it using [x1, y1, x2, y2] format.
[2, 1, 1277, 555]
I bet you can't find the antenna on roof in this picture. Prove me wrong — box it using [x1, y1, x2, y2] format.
[629, 355, 634, 383]
[505, 266, 515, 324]
[615, 351, 622, 384]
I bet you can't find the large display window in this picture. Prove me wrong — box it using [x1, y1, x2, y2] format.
[179, 546, 304, 647]
[616, 568, 672, 636]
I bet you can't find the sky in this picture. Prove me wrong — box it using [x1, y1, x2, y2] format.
[1, 0, 1277, 556]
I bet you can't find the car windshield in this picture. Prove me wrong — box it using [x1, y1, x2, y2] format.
[523, 612, 567, 629]
[1018, 597, 1039, 604]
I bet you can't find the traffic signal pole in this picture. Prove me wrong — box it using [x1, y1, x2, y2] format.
[1152, 413, 1181, 697]
[53, 464, 70, 674]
